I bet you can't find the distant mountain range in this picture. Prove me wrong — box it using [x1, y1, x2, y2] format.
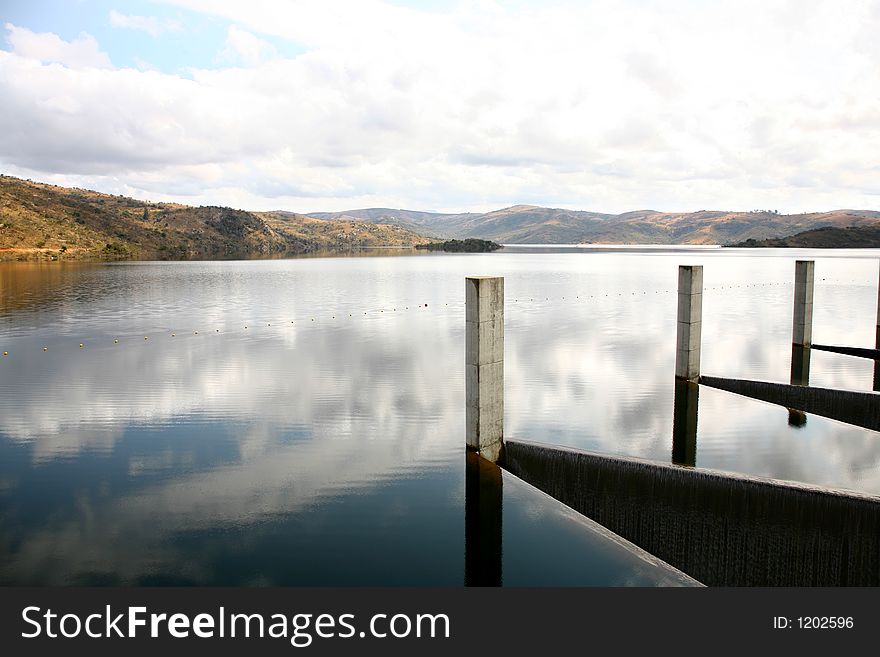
[311, 205, 880, 245]
[0, 175, 427, 261]
[3, 173, 880, 261]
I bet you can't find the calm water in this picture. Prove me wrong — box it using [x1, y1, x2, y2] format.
[1, 247, 878, 585]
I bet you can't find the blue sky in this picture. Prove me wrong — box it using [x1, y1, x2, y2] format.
[1, 0, 303, 72]
[0, 1, 878, 213]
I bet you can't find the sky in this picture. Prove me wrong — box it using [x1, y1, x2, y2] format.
[0, 0, 879, 214]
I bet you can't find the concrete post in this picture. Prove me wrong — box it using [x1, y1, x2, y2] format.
[876, 260, 880, 349]
[875, 261, 880, 391]
[675, 265, 703, 381]
[672, 379, 698, 467]
[790, 345, 811, 387]
[466, 276, 504, 462]
[789, 345, 811, 427]
[792, 260, 814, 347]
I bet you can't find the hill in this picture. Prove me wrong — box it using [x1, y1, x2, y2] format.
[0, 175, 428, 261]
[312, 206, 880, 244]
[5, 173, 880, 257]
[731, 225, 880, 248]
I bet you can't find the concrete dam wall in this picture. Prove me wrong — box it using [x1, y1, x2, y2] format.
[505, 440, 880, 586]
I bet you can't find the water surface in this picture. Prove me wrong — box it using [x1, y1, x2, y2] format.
[1, 247, 878, 584]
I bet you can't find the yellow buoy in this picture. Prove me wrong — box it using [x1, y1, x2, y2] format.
[43, 347, 48, 351]
[144, 336, 148, 340]
[79, 344, 84, 348]
[2, 352, 7, 356]
[172, 333, 176, 337]
[114, 339, 119, 343]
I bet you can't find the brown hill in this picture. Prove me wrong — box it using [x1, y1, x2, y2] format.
[311, 206, 880, 244]
[731, 225, 880, 248]
[0, 175, 428, 261]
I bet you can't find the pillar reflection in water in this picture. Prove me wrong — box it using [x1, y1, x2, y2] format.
[671, 379, 698, 467]
[464, 451, 502, 586]
[789, 345, 811, 427]
[876, 261, 880, 391]
[874, 325, 880, 392]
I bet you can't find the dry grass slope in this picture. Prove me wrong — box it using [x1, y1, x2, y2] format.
[0, 175, 428, 261]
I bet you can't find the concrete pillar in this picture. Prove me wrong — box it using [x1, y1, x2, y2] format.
[672, 379, 698, 467]
[875, 261, 880, 391]
[790, 344, 811, 387]
[789, 345, 811, 427]
[675, 265, 703, 381]
[876, 260, 880, 350]
[466, 276, 504, 462]
[792, 260, 814, 347]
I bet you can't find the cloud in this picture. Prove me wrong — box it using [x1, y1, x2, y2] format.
[109, 10, 182, 37]
[3, 22, 111, 69]
[1, 1, 880, 213]
[625, 51, 682, 99]
[216, 25, 276, 66]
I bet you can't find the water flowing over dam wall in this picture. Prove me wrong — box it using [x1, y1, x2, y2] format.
[504, 440, 880, 586]
[699, 375, 880, 432]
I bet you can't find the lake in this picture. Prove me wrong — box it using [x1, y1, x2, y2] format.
[1, 246, 878, 585]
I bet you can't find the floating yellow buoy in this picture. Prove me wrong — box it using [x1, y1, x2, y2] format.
[172, 333, 176, 337]
[79, 344, 84, 348]
[43, 347, 48, 351]
[144, 336, 148, 340]
[114, 339, 119, 343]
[3, 352, 7, 356]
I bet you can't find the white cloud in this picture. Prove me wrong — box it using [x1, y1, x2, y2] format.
[2, 1, 880, 213]
[216, 25, 276, 66]
[3, 22, 111, 69]
[109, 10, 181, 37]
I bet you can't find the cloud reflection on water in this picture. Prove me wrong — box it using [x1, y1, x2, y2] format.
[1, 251, 879, 583]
